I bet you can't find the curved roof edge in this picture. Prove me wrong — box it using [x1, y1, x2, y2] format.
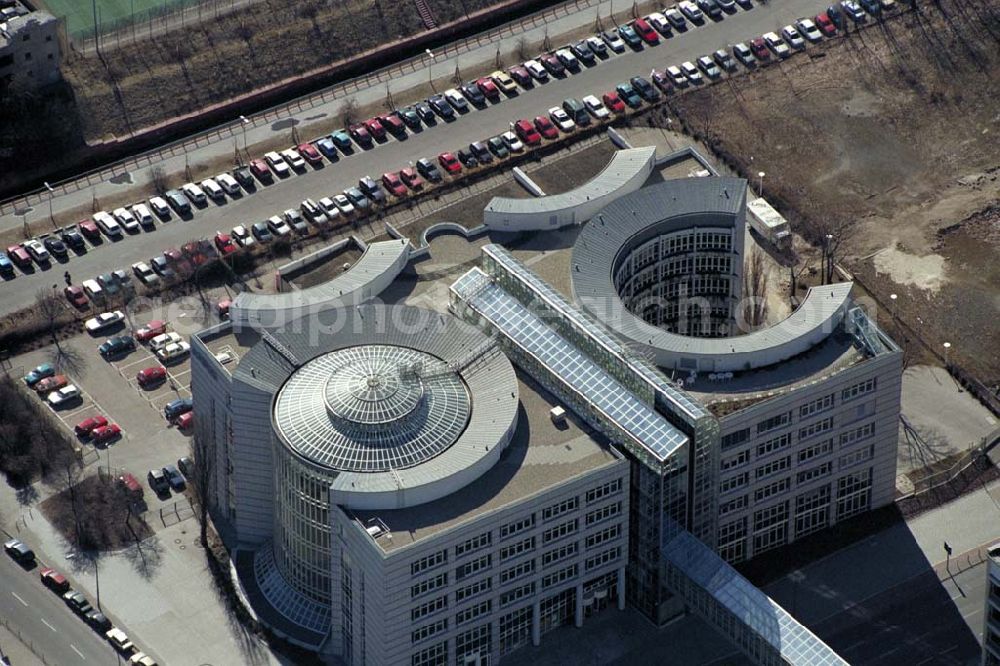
[581, 283, 854, 373]
[231, 239, 410, 332]
[483, 146, 656, 230]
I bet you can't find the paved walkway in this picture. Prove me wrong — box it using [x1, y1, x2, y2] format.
[0, 624, 45, 666]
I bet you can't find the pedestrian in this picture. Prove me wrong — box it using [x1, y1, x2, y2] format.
[64, 270, 71, 286]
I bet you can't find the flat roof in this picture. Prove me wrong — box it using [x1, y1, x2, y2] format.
[352, 371, 621, 552]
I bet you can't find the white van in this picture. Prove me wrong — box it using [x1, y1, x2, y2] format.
[82, 279, 103, 301]
[93, 211, 122, 238]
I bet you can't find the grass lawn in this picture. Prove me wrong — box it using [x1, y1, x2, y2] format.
[38, 0, 194, 38]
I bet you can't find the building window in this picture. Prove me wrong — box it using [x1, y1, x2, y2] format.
[757, 412, 791, 435]
[455, 578, 492, 603]
[455, 532, 492, 558]
[412, 595, 448, 621]
[22, 33, 29, 41]
[499, 606, 532, 656]
[798, 439, 833, 464]
[721, 449, 749, 471]
[542, 497, 579, 522]
[456, 554, 491, 581]
[836, 469, 872, 520]
[412, 618, 448, 645]
[797, 461, 833, 485]
[412, 550, 447, 577]
[799, 393, 835, 418]
[455, 623, 491, 665]
[499, 537, 534, 562]
[756, 433, 792, 459]
[839, 444, 875, 470]
[24, 52, 32, 61]
[720, 472, 749, 495]
[798, 417, 834, 442]
[584, 503, 620, 527]
[412, 573, 448, 599]
[585, 546, 620, 571]
[411, 640, 447, 666]
[499, 560, 535, 585]
[840, 422, 876, 448]
[500, 515, 535, 540]
[500, 582, 535, 608]
[755, 456, 791, 480]
[46, 35, 53, 42]
[721, 428, 750, 450]
[455, 600, 491, 626]
[718, 517, 747, 564]
[754, 477, 791, 503]
[586, 479, 622, 504]
[541, 563, 577, 589]
[752, 502, 788, 555]
[542, 542, 577, 568]
[585, 524, 621, 549]
[794, 485, 830, 538]
[719, 495, 747, 517]
[842, 378, 877, 402]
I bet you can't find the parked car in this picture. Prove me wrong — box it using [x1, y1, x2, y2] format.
[678, 0, 704, 22]
[489, 70, 518, 95]
[148, 196, 170, 218]
[42, 236, 68, 259]
[554, 48, 579, 70]
[178, 456, 195, 478]
[216, 172, 241, 195]
[163, 464, 186, 491]
[617, 23, 642, 48]
[665, 7, 687, 29]
[232, 225, 255, 247]
[506, 64, 532, 87]
[264, 151, 291, 177]
[147, 469, 170, 494]
[397, 106, 422, 129]
[134, 319, 167, 343]
[647, 12, 672, 36]
[24, 363, 55, 387]
[501, 131, 524, 152]
[86, 610, 113, 633]
[180, 182, 207, 205]
[85, 311, 125, 333]
[149, 331, 182, 352]
[251, 222, 273, 243]
[111, 207, 140, 233]
[381, 172, 407, 197]
[696, 0, 722, 19]
[157, 341, 190, 363]
[615, 82, 643, 108]
[582, 94, 610, 120]
[602, 91, 626, 113]
[602, 30, 626, 53]
[36, 374, 68, 394]
[214, 232, 238, 255]
[297, 142, 323, 165]
[137, 366, 167, 388]
[106, 627, 134, 655]
[796, 17, 824, 42]
[427, 95, 455, 119]
[330, 130, 354, 152]
[632, 17, 659, 44]
[841, 0, 867, 22]
[118, 473, 143, 498]
[5, 244, 29, 270]
[487, 136, 510, 159]
[585, 36, 608, 58]
[300, 199, 329, 226]
[40, 568, 70, 592]
[4, 538, 35, 564]
[149, 256, 176, 280]
[443, 88, 469, 112]
[515, 118, 543, 145]
[62, 285, 87, 309]
[332, 194, 356, 216]
[733, 42, 756, 67]
[358, 176, 387, 204]
[781, 25, 806, 49]
[131, 262, 159, 286]
[540, 53, 565, 76]
[64, 591, 92, 615]
[456, 148, 478, 169]
[763, 31, 791, 57]
[697, 55, 723, 79]
[280, 148, 307, 171]
[200, 178, 225, 202]
[438, 152, 462, 174]
[460, 81, 486, 106]
[164, 397, 193, 421]
[23, 239, 50, 263]
[249, 158, 273, 182]
[713, 49, 737, 72]
[91, 423, 122, 445]
[468, 141, 493, 164]
[98, 335, 136, 358]
[266, 215, 292, 237]
[523, 59, 549, 81]
[680, 61, 704, 84]
[75, 415, 109, 438]
[416, 157, 443, 182]
[816, 11, 838, 35]
[750, 37, 771, 61]
[47, 385, 81, 408]
[534, 115, 559, 140]
[630, 75, 660, 102]
[570, 41, 596, 66]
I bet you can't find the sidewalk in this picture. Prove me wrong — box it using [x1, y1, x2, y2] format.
[0, 624, 44, 666]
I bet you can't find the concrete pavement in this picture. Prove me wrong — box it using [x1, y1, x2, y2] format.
[0, 0, 839, 317]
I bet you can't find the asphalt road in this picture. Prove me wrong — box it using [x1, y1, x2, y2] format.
[0, 0, 836, 316]
[0, 549, 119, 664]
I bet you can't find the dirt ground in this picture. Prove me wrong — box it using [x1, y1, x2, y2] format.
[671, 0, 1000, 386]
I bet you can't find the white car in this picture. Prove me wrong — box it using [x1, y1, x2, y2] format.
[666, 65, 688, 87]
[602, 31, 626, 53]
[181, 182, 207, 205]
[264, 151, 291, 177]
[586, 35, 607, 55]
[443, 88, 468, 110]
[150, 331, 183, 352]
[764, 32, 791, 57]
[501, 131, 524, 152]
[85, 311, 125, 332]
[23, 239, 49, 262]
[200, 178, 225, 201]
[82, 279, 103, 301]
[112, 207, 140, 233]
[664, 6, 687, 29]
[555, 48, 578, 69]
[131, 261, 159, 286]
[266, 215, 292, 237]
[680, 61, 703, 84]
[678, 0, 704, 22]
[280, 148, 306, 171]
[781, 25, 806, 49]
[130, 203, 154, 228]
[332, 194, 355, 215]
[317, 197, 342, 222]
[148, 196, 170, 218]
[548, 106, 575, 131]
[795, 18, 823, 42]
[582, 95, 610, 120]
[647, 12, 671, 34]
[128, 653, 157, 666]
[231, 225, 255, 248]
[106, 628, 134, 654]
[47, 385, 80, 408]
[215, 173, 241, 195]
[524, 59, 549, 81]
[696, 55, 722, 79]
[157, 341, 191, 362]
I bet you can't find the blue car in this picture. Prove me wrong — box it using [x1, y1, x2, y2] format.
[24, 363, 55, 387]
[315, 137, 339, 161]
[0, 252, 13, 276]
[164, 397, 193, 421]
[330, 130, 353, 153]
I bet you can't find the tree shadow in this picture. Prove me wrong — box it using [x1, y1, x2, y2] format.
[120, 532, 165, 580]
[15, 484, 39, 508]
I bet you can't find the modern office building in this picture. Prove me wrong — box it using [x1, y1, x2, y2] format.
[984, 543, 1000, 665]
[0, 1, 61, 92]
[191, 176, 899, 665]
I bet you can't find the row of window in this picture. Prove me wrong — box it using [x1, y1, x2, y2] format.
[500, 560, 534, 585]
[455, 532, 491, 559]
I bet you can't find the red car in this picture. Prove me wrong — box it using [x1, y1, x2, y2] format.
[78, 219, 101, 240]
[136, 366, 167, 388]
[214, 232, 237, 256]
[6, 245, 30, 269]
[36, 374, 68, 393]
[40, 568, 70, 593]
[348, 123, 372, 146]
[750, 37, 771, 61]
[378, 113, 405, 134]
[381, 172, 407, 197]
[603, 91, 626, 113]
[651, 69, 672, 92]
[91, 423, 121, 445]
[74, 415, 109, 437]
[363, 117, 386, 141]
[507, 64, 532, 87]
[176, 411, 194, 430]
[476, 77, 500, 100]
[815, 12, 837, 36]
[438, 152, 461, 174]
[296, 143, 322, 165]
[400, 168, 424, 190]
[534, 116, 559, 140]
[64, 285, 88, 308]
[633, 18, 659, 45]
[119, 473, 143, 497]
[514, 119, 542, 146]
[217, 299, 232, 319]
[135, 319, 167, 342]
[249, 158, 272, 181]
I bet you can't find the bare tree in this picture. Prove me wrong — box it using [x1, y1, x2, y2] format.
[516, 36, 530, 61]
[149, 165, 169, 195]
[338, 97, 359, 128]
[189, 428, 215, 548]
[741, 246, 770, 330]
[36, 287, 64, 349]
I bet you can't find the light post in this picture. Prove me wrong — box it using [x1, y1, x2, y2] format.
[239, 115, 250, 158]
[426, 49, 436, 90]
[757, 171, 765, 196]
[44, 181, 55, 227]
[823, 233, 834, 284]
[889, 293, 897, 320]
[943, 341, 951, 368]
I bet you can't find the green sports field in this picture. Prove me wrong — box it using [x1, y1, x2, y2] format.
[37, 0, 199, 39]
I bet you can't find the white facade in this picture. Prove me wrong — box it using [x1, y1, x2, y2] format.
[0, 5, 61, 91]
[984, 544, 1000, 666]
